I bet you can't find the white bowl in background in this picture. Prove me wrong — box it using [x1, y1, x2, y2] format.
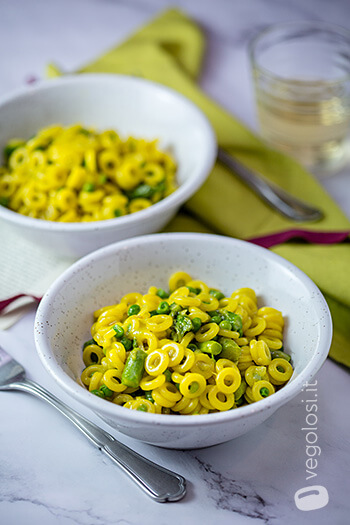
[0, 74, 216, 257]
[34, 233, 332, 449]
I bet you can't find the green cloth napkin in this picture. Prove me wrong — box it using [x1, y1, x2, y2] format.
[71, 8, 350, 366]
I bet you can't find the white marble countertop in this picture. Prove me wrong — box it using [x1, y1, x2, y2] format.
[1, 1, 350, 524]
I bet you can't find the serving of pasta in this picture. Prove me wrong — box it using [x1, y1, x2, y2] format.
[0, 124, 177, 222]
[80, 271, 294, 415]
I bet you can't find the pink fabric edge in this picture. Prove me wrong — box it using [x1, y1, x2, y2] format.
[0, 293, 41, 313]
[248, 229, 350, 248]
[1, 230, 349, 313]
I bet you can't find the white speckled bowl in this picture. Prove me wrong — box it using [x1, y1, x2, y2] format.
[0, 74, 216, 257]
[34, 233, 332, 449]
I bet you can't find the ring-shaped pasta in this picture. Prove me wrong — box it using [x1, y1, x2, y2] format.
[124, 398, 156, 413]
[171, 371, 185, 384]
[218, 328, 240, 339]
[179, 373, 206, 398]
[112, 393, 133, 405]
[120, 292, 143, 306]
[244, 365, 268, 387]
[199, 385, 216, 410]
[141, 293, 162, 311]
[195, 322, 220, 342]
[145, 314, 173, 332]
[251, 380, 275, 401]
[145, 350, 169, 376]
[134, 331, 159, 353]
[180, 398, 200, 415]
[197, 293, 219, 312]
[174, 295, 201, 307]
[103, 369, 127, 392]
[208, 386, 235, 411]
[258, 335, 283, 350]
[249, 339, 271, 365]
[268, 358, 293, 384]
[191, 353, 215, 379]
[172, 348, 196, 373]
[216, 366, 241, 394]
[262, 329, 284, 339]
[81, 364, 105, 386]
[139, 373, 166, 391]
[245, 316, 267, 337]
[89, 371, 103, 392]
[169, 272, 192, 292]
[82, 344, 104, 366]
[186, 280, 209, 294]
[216, 358, 236, 372]
[187, 306, 210, 323]
[152, 386, 179, 407]
[180, 331, 195, 348]
[106, 346, 125, 372]
[155, 382, 182, 403]
[161, 342, 185, 367]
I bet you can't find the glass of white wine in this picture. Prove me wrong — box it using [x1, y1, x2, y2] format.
[249, 22, 350, 177]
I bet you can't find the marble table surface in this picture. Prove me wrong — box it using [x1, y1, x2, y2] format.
[0, 1, 349, 524]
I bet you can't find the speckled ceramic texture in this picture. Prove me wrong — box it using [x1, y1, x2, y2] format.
[34, 233, 332, 449]
[0, 74, 216, 257]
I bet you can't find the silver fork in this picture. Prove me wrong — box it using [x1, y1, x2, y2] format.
[218, 148, 324, 222]
[0, 345, 186, 503]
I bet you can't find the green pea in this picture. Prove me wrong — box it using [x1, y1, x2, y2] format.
[137, 404, 148, 412]
[99, 174, 108, 184]
[260, 387, 270, 398]
[234, 380, 247, 400]
[191, 317, 202, 332]
[3, 139, 25, 162]
[188, 343, 198, 351]
[187, 286, 201, 295]
[91, 389, 105, 398]
[219, 337, 241, 363]
[113, 209, 122, 217]
[209, 289, 225, 300]
[82, 182, 95, 192]
[157, 301, 170, 315]
[128, 304, 141, 316]
[0, 196, 9, 207]
[121, 348, 147, 388]
[144, 391, 155, 403]
[235, 397, 244, 407]
[219, 320, 232, 331]
[211, 315, 222, 324]
[156, 288, 169, 299]
[198, 340, 222, 356]
[82, 338, 98, 350]
[99, 385, 113, 397]
[164, 369, 172, 382]
[113, 324, 124, 338]
[270, 350, 291, 362]
[120, 336, 132, 351]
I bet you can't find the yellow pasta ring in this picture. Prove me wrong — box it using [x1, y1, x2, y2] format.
[179, 373, 206, 399]
[139, 374, 166, 391]
[145, 350, 169, 376]
[208, 386, 234, 411]
[216, 365, 241, 394]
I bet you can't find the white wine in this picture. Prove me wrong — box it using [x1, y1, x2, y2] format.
[256, 86, 350, 175]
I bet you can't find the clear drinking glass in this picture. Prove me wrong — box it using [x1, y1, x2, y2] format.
[249, 22, 350, 176]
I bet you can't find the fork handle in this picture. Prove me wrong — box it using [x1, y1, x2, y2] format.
[8, 379, 186, 502]
[217, 148, 323, 222]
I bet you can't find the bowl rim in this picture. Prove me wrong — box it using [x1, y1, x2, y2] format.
[34, 232, 333, 427]
[0, 73, 217, 232]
